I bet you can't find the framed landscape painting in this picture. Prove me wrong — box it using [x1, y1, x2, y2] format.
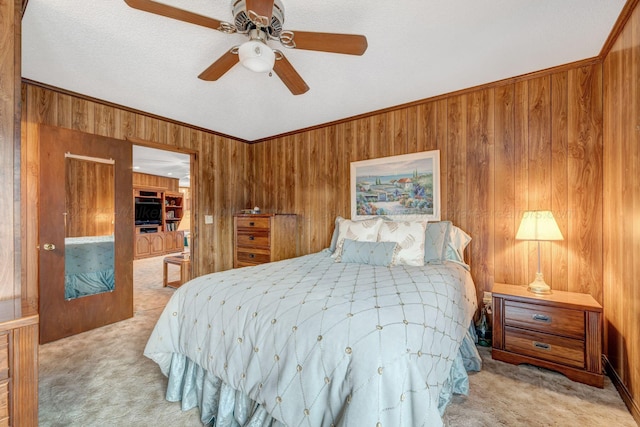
[350, 150, 440, 221]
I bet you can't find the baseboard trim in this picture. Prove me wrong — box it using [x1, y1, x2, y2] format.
[603, 355, 640, 425]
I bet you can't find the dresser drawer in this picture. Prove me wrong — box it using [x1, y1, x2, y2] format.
[236, 230, 270, 248]
[504, 300, 585, 339]
[504, 326, 585, 369]
[0, 333, 8, 381]
[236, 216, 270, 230]
[0, 379, 7, 424]
[236, 248, 271, 265]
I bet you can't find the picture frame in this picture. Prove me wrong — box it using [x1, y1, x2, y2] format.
[350, 150, 440, 221]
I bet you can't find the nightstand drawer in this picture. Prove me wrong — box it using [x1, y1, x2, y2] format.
[236, 248, 271, 265]
[236, 230, 270, 247]
[505, 326, 585, 369]
[505, 300, 585, 339]
[236, 217, 270, 229]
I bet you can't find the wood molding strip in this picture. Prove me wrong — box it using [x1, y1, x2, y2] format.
[126, 136, 198, 155]
[603, 355, 640, 424]
[599, 0, 640, 59]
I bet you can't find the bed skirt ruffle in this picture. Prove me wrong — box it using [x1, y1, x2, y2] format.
[164, 326, 482, 426]
[64, 269, 114, 299]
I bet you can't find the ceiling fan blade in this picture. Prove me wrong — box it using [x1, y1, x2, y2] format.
[124, 0, 235, 33]
[281, 31, 368, 55]
[273, 52, 309, 95]
[198, 49, 239, 81]
[246, 0, 274, 26]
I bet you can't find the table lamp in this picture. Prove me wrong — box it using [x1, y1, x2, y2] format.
[515, 210, 564, 294]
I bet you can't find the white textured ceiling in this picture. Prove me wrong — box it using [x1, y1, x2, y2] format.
[132, 145, 191, 187]
[22, 0, 625, 142]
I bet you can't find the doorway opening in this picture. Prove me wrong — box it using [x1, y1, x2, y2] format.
[132, 145, 195, 311]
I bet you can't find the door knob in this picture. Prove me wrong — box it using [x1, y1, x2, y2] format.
[43, 243, 56, 251]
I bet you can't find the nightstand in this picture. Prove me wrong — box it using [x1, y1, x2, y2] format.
[491, 283, 604, 388]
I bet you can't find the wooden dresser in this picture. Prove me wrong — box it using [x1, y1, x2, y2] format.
[492, 282, 603, 388]
[0, 299, 39, 426]
[234, 213, 297, 268]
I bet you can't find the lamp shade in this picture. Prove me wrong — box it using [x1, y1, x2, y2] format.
[515, 210, 564, 241]
[238, 40, 275, 73]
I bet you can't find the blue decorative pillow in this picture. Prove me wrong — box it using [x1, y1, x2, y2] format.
[424, 221, 451, 264]
[337, 239, 398, 266]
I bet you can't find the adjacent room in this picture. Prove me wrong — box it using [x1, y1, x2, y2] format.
[1, 0, 639, 425]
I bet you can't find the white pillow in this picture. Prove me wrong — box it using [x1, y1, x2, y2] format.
[377, 220, 427, 266]
[332, 217, 384, 259]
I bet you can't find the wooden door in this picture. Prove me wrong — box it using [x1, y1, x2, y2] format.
[39, 125, 133, 343]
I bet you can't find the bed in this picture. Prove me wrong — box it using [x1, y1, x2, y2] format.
[144, 219, 481, 427]
[64, 235, 115, 299]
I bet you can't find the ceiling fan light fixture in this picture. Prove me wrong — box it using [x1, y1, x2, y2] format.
[238, 40, 275, 73]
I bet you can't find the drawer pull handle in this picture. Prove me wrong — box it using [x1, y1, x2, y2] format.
[533, 341, 551, 351]
[248, 235, 255, 240]
[532, 314, 551, 323]
[249, 222, 255, 226]
[249, 254, 255, 259]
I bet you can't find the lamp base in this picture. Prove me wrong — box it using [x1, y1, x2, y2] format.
[527, 272, 552, 295]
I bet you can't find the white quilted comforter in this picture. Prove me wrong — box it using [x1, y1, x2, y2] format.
[145, 251, 477, 426]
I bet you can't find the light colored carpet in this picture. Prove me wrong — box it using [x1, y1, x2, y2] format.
[39, 256, 636, 426]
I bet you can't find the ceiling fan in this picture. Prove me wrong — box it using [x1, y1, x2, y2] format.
[124, 0, 368, 95]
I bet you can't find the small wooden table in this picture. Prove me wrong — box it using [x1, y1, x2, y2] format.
[163, 255, 191, 288]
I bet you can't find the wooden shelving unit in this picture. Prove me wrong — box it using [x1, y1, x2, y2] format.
[164, 192, 183, 231]
[133, 187, 184, 259]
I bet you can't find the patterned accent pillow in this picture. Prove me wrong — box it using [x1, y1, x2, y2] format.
[423, 221, 452, 264]
[337, 239, 399, 266]
[332, 217, 384, 259]
[377, 220, 428, 266]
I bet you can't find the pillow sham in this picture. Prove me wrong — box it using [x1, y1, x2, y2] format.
[328, 216, 342, 253]
[337, 239, 399, 266]
[446, 225, 472, 263]
[332, 217, 384, 259]
[424, 220, 452, 264]
[377, 220, 428, 266]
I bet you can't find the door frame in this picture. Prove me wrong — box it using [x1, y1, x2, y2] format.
[39, 125, 133, 343]
[128, 137, 198, 278]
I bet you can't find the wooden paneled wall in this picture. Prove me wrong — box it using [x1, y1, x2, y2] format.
[0, 0, 21, 301]
[603, 1, 640, 420]
[133, 172, 179, 192]
[251, 63, 603, 305]
[21, 84, 250, 307]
